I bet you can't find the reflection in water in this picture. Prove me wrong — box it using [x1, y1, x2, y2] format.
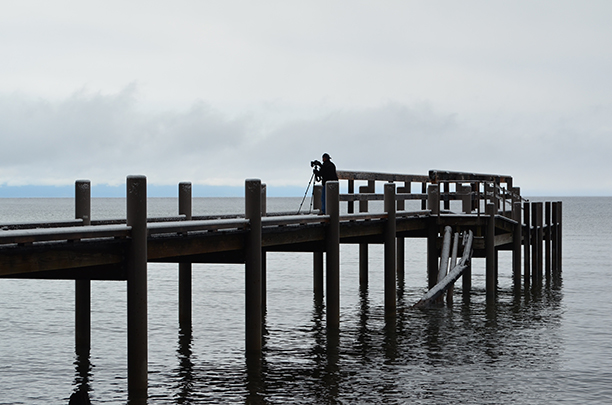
[174, 326, 194, 404]
[71, 349, 92, 404]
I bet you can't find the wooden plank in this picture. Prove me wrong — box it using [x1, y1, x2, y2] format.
[0, 224, 131, 245]
[336, 170, 429, 183]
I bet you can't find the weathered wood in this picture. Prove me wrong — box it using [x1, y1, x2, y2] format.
[337, 170, 429, 183]
[75, 180, 91, 356]
[523, 202, 531, 288]
[178, 182, 192, 329]
[126, 175, 148, 402]
[326, 181, 340, 330]
[384, 183, 396, 316]
[414, 230, 473, 308]
[486, 203, 496, 299]
[245, 179, 262, 356]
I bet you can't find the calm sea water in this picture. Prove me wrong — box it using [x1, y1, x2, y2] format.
[0, 197, 611, 404]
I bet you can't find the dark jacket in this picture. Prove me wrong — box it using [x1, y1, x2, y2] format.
[319, 160, 338, 185]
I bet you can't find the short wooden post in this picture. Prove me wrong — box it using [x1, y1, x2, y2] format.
[178, 182, 192, 329]
[384, 183, 396, 317]
[427, 185, 440, 289]
[326, 181, 340, 330]
[348, 179, 354, 214]
[512, 201, 522, 289]
[126, 175, 148, 402]
[486, 203, 496, 300]
[313, 185, 322, 212]
[245, 179, 262, 356]
[421, 182, 427, 210]
[75, 180, 91, 356]
[427, 184, 439, 215]
[523, 202, 531, 288]
[460, 184, 471, 214]
[442, 182, 450, 210]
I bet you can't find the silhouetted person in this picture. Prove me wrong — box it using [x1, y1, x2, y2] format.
[313, 153, 338, 213]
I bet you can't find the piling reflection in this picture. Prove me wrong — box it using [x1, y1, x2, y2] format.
[174, 326, 194, 404]
[71, 350, 92, 404]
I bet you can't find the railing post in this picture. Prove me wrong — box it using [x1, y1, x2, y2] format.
[384, 183, 396, 317]
[558, 201, 563, 273]
[245, 179, 262, 356]
[348, 179, 354, 214]
[75, 180, 91, 356]
[427, 184, 439, 215]
[536, 202, 544, 284]
[486, 202, 496, 300]
[460, 184, 471, 214]
[326, 181, 340, 330]
[126, 175, 148, 402]
[178, 182, 192, 329]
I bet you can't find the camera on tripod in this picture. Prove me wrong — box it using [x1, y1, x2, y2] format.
[310, 160, 322, 168]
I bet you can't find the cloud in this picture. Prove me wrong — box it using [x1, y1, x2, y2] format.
[1, 84, 611, 196]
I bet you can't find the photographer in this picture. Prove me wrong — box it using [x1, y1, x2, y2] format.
[312, 153, 338, 214]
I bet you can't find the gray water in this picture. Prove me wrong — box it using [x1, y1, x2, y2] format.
[0, 197, 610, 404]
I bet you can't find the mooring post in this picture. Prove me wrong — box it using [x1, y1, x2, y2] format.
[75, 180, 91, 356]
[126, 175, 148, 402]
[486, 203, 496, 300]
[384, 183, 396, 317]
[523, 202, 531, 288]
[178, 182, 192, 329]
[245, 179, 262, 356]
[512, 201, 522, 289]
[326, 181, 340, 330]
[427, 184, 440, 289]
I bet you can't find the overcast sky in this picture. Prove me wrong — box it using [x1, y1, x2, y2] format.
[1, 1, 611, 196]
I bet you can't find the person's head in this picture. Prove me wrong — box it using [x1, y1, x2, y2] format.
[322, 153, 331, 162]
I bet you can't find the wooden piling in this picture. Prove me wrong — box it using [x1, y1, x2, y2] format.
[512, 201, 522, 288]
[545, 201, 551, 280]
[126, 175, 148, 402]
[427, 185, 440, 289]
[358, 183, 371, 286]
[178, 182, 192, 329]
[558, 201, 563, 272]
[396, 184, 407, 284]
[312, 184, 324, 296]
[326, 181, 340, 330]
[261, 184, 267, 317]
[75, 180, 91, 355]
[523, 202, 531, 288]
[384, 183, 396, 317]
[552, 201, 558, 275]
[486, 203, 496, 299]
[245, 179, 262, 356]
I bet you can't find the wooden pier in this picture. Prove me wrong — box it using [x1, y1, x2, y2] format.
[0, 170, 562, 403]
